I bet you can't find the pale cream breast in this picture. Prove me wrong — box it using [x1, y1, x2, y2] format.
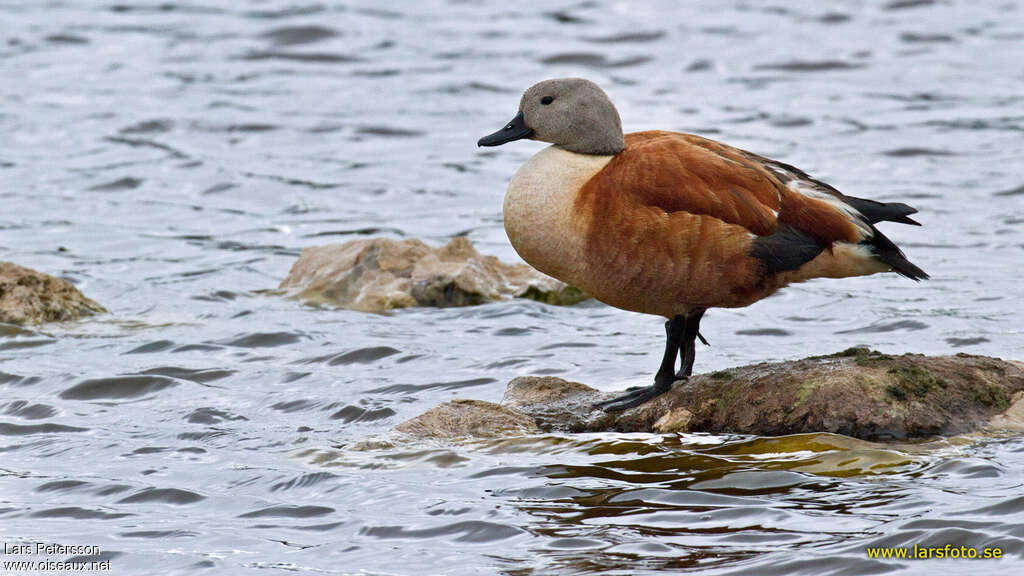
[503, 145, 613, 285]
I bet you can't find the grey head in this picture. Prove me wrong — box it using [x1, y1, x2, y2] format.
[477, 78, 626, 155]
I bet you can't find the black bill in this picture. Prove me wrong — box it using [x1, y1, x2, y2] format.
[477, 111, 533, 147]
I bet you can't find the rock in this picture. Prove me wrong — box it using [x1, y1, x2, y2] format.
[0, 262, 106, 325]
[278, 237, 587, 312]
[393, 399, 539, 439]
[652, 407, 694, 433]
[503, 375, 596, 411]
[987, 390, 1024, 432]
[400, 349, 1024, 441]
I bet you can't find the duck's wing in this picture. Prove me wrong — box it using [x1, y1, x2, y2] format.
[605, 131, 927, 280]
[742, 152, 921, 227]
[625, 131, 879, 243]
[609, 131, 783, 237]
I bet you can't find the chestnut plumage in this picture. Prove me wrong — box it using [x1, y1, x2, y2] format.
[480, 78, 927, 411]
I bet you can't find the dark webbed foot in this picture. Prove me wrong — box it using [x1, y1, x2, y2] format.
[596, 309, 707, 413]
[594, 380, 675, 412]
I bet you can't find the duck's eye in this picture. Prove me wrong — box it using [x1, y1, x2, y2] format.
[541, 96, 554, 105]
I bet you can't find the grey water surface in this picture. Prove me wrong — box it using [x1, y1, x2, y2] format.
[2, 1, 1024, 574]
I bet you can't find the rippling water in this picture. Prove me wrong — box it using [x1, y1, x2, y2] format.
[2, 1, 1023, 574]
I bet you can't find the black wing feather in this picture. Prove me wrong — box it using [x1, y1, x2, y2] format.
[750, 224, 824, 275]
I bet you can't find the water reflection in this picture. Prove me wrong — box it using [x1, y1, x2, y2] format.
[305, 432, 1012, 573]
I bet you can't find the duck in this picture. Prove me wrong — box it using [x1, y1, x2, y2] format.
[477, 78, 928, 412]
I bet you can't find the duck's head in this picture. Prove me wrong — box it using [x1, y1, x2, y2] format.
[477, 78, 625, 155]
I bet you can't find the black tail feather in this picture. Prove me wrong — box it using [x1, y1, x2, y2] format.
[844, 196, 921, 227]
[864, 226, 929, 281]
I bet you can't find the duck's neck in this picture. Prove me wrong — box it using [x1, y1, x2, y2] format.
[558, 132, 625, 156]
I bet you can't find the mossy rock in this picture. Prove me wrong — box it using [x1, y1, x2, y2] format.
[398, 351, 1024, 442]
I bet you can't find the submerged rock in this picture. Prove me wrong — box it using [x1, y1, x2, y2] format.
[279, 237, 587, 312]
[394, 399, 539, 439]
[396, 349, 1024, 441]
[0, 262, 106, 325]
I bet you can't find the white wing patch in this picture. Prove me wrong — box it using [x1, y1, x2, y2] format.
[786, 180, 872, 239]
[765, 164, 872, 240]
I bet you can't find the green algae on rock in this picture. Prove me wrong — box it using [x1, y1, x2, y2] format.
[396, 351, 1024, 442]
[0, 262, 106, 325]
[278, 237, 588, 312]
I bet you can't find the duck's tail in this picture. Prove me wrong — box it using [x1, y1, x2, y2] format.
[843, 196, 921, 227]
[843, 195, 928, 281]
[862, 224, 929, 281]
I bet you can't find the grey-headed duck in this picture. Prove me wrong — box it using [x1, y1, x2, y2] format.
[479, 78, 927, 411]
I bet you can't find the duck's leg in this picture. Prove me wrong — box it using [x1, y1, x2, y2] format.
[676, 309, 706, 380]
[595, 314, 687, 412]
